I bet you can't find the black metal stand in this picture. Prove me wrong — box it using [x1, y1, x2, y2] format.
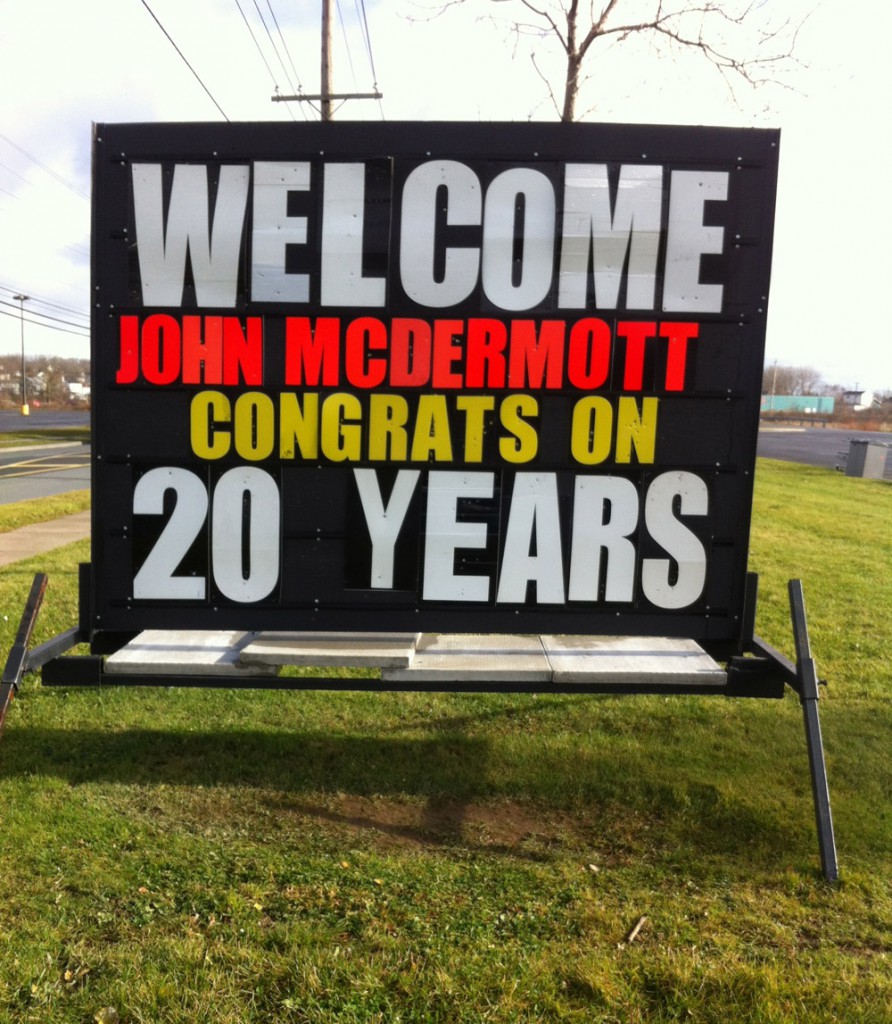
[1, 570, 840, 881]
[0, 574, 47, 739]
[788, 579, 839, 883]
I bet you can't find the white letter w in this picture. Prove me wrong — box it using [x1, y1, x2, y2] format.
[132, 163, 249, 307]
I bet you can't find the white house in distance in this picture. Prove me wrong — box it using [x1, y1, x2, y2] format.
[841, 389, 879, 412]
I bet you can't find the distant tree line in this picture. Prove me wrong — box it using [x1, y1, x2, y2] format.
[762, 364, 889, 402]
[762, 363, 826, 397]
[0, 355, 89, 380]
[0, 355, 90, 406]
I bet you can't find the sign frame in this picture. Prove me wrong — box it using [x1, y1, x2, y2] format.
[90, 121, 780, 653]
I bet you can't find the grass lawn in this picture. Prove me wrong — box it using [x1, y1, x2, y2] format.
[0, 427, 89, 452]
[0, 459, 889, 1023]
[0, 491, 90, 534]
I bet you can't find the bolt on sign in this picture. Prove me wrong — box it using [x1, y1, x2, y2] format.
[90, 121, 779, 647]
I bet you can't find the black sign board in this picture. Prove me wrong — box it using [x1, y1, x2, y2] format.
[90, 121, 779, 645]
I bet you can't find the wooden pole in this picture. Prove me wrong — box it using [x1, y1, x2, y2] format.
[321, 0, 333, 121]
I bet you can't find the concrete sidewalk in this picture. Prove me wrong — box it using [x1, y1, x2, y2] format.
[0, 511, 90, 568]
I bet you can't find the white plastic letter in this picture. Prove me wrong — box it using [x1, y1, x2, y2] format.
[133, 163, 249, 307]
[482, 168, 555, 311]
[641, 471, 708, 609]
[251, 161, 311, 302]
[496, 473, 565, 604]
[321, 164, 386, 307]
[663, 170, 728, 313]
[423, 471, 493, 601]
[558, 164, 663, 310]
[568, 476, 639, 602]
[400, 161, 481, 308]
[354, 469, 420, 588]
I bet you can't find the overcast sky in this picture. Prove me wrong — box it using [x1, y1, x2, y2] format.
[1, 0, 889, 391]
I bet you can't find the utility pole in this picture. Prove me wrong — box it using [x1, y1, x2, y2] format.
[321, 0, 333, 122]
[271, 1, 381, 118]
[12, 294, 29, 416]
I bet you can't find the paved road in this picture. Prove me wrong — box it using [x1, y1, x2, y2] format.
[0, 409, 91, 503]
[757, 426, 892, 480]
[0, 409, 89, 432]
[0, 443, 91, 504]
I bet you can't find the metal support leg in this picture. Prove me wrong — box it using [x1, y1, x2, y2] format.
[0, 682, 13, 741]
[789, 579, 839, 883]
[0, 574, 47, 740]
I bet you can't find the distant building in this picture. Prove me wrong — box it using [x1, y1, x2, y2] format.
[841, 390, 879, 412]
[761, 395, 835, 415]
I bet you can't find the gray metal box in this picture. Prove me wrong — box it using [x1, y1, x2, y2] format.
[846, 439, 888, 479]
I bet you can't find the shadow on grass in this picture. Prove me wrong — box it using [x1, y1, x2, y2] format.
[0, 721, 812, 869]
[3, 725, 491, 793]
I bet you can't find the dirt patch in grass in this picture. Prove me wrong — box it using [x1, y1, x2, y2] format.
[272, 793, 594, 858]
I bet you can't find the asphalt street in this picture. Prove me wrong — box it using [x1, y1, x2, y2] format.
[0, 409, 91, 504]
[0, 442, 91, 505]
[757, 426, 892, 480]
[0, 409, 89, 432]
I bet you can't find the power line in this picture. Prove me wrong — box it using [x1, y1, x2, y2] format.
[250, 0, 298, 97]
[30, 298, 89, 321]
[335, 0, 360, 90]
[0, 306, 90, 338]
[234, 0, 280, 89]
[266, 0, 307, 98]
[138, 0, 230, 121]
[61, 242, 90, 261]
[0, 134, 89, 200]
[0, 286, 89, 325]
[0, 299, 89, 332]
[233, 0, 299, 120]
[0, 160, 32, 190]
[355, 0, 381, 93]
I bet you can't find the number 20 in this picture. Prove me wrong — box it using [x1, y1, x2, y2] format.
[132, 467, 280, 603]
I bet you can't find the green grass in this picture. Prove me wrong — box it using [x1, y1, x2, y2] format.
[0, 459, 889, 1023]
[0, 490, 90, 533]
[0, 426, 89, 451]
[748, 459, 892, 699]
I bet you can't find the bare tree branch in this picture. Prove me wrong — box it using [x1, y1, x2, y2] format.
[530, 51, 564, 118]
[512, 0, 572, 53]
[415, 0, 805, 121]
